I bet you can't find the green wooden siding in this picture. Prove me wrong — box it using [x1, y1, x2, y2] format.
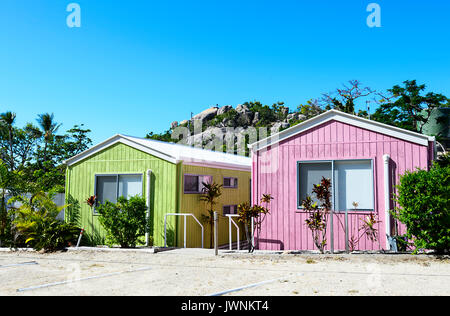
[65, 143, 177, 247]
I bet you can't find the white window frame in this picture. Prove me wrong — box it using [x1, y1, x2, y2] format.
[223, 205, 238, 216]
[183, 174, 213, 194]
[94, 173, 143, 214]
[297, 159, 375, 212]
[223, 177, 238, 189]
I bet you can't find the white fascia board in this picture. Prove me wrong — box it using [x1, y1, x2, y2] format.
[64, 134, 178, 166]
[181, 159, 251, 172]
[250, 110, 432, 152]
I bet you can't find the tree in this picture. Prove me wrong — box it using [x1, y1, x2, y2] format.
[13, 124, 42, 169]
[0, 160, 13, 246]
[243, 101, 288, 127]
[49, 124, 92, 163]
[0, 112, 17, 171]
[200, 182, 222, 248]
[319, 80, 374, 116]
[36, 113, 61, 166]
[372, 80, 448, 133]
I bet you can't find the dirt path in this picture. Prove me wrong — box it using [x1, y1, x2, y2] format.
[0, 249, 449, 296]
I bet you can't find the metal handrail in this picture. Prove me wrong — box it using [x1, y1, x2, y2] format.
[164, 213, 204, 248]
[225, 214, 240, 251]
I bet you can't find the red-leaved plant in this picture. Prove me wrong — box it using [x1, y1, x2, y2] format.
[302, 177, 332, 254]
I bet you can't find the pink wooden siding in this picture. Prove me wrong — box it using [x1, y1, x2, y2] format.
[252, 120, 432, 251]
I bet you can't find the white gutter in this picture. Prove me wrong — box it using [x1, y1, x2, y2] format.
[146, 169, 152, 247]
[383, 154, 391, 250]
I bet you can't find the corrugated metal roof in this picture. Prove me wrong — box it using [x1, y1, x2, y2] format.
[122, 135, 251, 168]
[249, 109, 435, 152]
[64, 134, 251, 170]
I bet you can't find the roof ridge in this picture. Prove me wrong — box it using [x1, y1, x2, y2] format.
[122, 135, 251, 159]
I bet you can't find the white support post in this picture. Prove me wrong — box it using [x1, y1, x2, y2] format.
[228, 217, 232, 251]
[184, 215, 187, 249]
[383, 154, 391, 250]
[226, 215, 240, 251]
[164, 213, 204, 249]
[214, 212, 218, 256]
[146, 170, 152, 247]
[251, 217, 254, 250]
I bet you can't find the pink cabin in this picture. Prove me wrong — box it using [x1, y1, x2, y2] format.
[249, 110, 436, 252]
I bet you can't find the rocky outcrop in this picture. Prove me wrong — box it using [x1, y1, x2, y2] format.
[217, 105, 233, 116]
[192, 107, 218, 123]
[167, 103, 324, 149]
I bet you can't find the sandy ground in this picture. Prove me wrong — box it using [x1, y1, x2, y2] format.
[0, 248, 449, 296]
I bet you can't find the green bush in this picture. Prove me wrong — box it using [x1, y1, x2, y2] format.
[394, 164, 450, 254]
[96, 196, 149, 248]
[435, 152, 450, 168]
[11, 192, 80, 252]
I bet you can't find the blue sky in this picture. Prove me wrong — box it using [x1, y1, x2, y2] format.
[1, 0, 449, 144]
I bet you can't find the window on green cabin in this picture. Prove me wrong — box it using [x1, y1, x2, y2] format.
[95, 174, 143, 213]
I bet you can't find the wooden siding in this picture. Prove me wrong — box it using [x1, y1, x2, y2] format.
[178, 164, 251, 248]
[65, 142, 177, 247]
[252, 120, 431, 251]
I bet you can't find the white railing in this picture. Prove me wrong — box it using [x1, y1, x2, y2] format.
[226, 214, 240, 251]
[164, 213, 204, 248]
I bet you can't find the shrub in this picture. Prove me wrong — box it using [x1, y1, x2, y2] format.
[11, 192, 80, 252]
[96, 196, 148, 248]
[237, 194, 273, 253]
[435, 152, 450, 168]
[394, 165, 450, 254]
[302, 177, 332, 254]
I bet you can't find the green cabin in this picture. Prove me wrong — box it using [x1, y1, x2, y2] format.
[64, 134, 251, 248]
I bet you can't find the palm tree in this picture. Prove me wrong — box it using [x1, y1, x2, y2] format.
[36, 113, 61, 166]
[0, 111, 17, 171]
[200, 182, 222, 248]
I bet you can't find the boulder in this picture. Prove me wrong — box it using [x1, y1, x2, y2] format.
[270, 122, 283, 134]
[280, 106, 289, 117]
[218, 105, 233, 116]
[235, 104, 254, 126]
[270, 122, 290, 134]
[235, 104, 250, 114]
[287, 113, 297, 122]
[179, 120, 189, 126]
[252, 112, 260, 125]
[192, 107, 218, 123]
[281, 122, 290, 129]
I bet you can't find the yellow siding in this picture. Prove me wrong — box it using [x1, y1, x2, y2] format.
[178, 164, 251, 248]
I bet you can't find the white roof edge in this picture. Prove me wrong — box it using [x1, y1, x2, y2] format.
[182, 160, 251, 172]
[63, 134, 122, 165]
[64, 134, 179, 166]
[250, 109, 434, 152]
[64, 134, 251, 170]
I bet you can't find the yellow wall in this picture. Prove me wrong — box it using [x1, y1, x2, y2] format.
[177, 164, 251, 248]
